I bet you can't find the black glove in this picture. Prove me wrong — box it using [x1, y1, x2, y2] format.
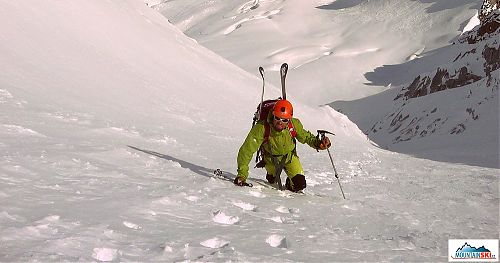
[233, 176, 252, 187]
[317, 136, 331, 150]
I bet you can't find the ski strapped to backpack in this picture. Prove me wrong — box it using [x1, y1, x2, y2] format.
[252, 63, 289, 126]
[252, 63, 296, 167]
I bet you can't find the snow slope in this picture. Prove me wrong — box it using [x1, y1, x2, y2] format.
[159, 0, 497, 168]
[333, 10, 499, 168]
[156, 0, 481, 104]
[0, 0, 497, 262]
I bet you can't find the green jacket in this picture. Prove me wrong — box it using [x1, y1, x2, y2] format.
[237, 114, 320, 180]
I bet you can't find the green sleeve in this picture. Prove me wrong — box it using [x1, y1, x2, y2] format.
[237, 123, 265, 180]
[292, 119, 320, 149]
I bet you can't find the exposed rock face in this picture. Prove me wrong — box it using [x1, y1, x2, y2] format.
[366, 10, 499, 149]
[480, 0, 498, 21]
[396, 10, 499, 101]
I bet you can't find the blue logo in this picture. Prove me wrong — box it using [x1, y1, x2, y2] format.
[452, 242, 497, 260]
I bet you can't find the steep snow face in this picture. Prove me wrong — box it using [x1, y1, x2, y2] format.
[0, 0, 255, 127]
[334, 11, 499, 168]
[0, 0, 268, 173]
[0, 1, 497, 262]
[0, 0, 369, 177]
[463, 10, 480, 34]
[156, 0, 480, 103]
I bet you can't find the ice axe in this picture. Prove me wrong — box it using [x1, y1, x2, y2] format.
[317, 130, 346, 199]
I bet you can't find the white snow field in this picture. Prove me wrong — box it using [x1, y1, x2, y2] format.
[156, 0, 482, 103]
[0, 0, 498, 262]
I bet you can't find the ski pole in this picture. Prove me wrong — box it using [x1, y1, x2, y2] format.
[317, 130, 346, 199]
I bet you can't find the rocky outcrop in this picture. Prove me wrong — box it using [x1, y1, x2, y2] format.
[480, 0, 498, 21]
[366, 9, 499, 148]
[396, 10, 499, 101]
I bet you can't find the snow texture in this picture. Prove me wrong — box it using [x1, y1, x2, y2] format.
[0, 0, 497, 262]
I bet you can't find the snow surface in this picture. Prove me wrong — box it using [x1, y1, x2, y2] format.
[157, 0, 481, 104]
[332, 9, 499, 168]
[0, 0, 498, 262]
[157, 0, 497, 169]
[462, 10, 480, 34]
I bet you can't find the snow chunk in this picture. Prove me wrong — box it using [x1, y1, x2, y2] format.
[232, 201, 257, 211]
[92, 248, 120, 262]
[163, 245, 173, 253]
[0, 89, 13, 102]
[185, 195, 200, 202]
[270, 216, 297, 224]
[200, 237, 230, 248]
[123, 221, 140, 230]
[342, 204, 358, 211]
[266, 235, 287, 248]
[270, 216, 283, 223]
[212, 210, 240, 225]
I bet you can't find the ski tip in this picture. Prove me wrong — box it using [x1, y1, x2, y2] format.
[280, 63, 288, 79]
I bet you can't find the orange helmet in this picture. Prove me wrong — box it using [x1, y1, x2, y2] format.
[273, 99, 293, 119]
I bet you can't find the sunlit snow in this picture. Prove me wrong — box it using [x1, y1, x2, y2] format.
[0, 0, 497, 262]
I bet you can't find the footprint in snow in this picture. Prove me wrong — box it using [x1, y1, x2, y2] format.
[212, 210, 240, 225]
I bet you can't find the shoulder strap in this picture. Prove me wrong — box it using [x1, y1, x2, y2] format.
[288, 121, 297, 138]
[263, 122, 271, 144]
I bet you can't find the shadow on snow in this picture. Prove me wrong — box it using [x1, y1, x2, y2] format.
[127, 145, 237, 182]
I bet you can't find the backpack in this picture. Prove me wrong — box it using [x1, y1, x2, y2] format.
[253, 99, 297, 167]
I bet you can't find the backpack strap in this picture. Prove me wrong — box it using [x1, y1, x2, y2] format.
[255, 122, 271, 167]
[288, 121, 297, 155]
[263, 122, 271, 144]
[288, 121, 297, 138]
[256, 121, 297, 166]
